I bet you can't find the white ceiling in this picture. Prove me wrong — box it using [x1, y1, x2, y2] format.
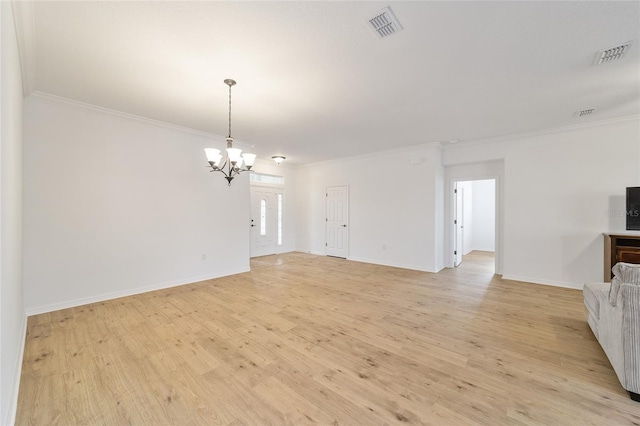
[21, 1, 640, 165]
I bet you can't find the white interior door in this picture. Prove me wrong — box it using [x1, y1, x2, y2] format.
[326, 186, 349, 258]
[250, 188, 277, 257]
[454, 184, 464, 267]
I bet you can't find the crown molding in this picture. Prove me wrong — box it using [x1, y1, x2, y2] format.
[25, 93, 638, 169]
[11, 0, 36, 96]
[442, 114, 640, 149]
[28, 91, 219, 139]
[26, 91, 259, 148]
[301, 141, 442, 169]
[298, 114, 639, 169]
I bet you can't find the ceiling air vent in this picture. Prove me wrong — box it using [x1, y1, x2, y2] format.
[367, 6, 403, 39]
[593, 41, 634, 65]
[575, 108, 596, 117]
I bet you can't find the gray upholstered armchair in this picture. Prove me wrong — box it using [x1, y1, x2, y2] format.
[584, 262, 640, 402]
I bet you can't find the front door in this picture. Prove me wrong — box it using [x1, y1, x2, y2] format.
[250, 188, 277, 257]
[326, 185, 349, 258]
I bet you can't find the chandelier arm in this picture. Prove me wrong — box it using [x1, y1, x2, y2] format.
[208, 165, 227, 176]
[207, 163, 237, 186]
[207, 161, 250, 178]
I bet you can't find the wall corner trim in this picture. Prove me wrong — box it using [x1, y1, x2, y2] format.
[10, 0, 36, 96]
[4, 314, 28, 426]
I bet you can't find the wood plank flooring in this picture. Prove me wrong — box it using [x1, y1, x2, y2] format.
[16, 251, 640, 425]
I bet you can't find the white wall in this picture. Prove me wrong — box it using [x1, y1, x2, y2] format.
[295, 144, 444, 272]
[1, 3, 26, 424]
[501, 120, 640, 287]
[23, 95, 251, 314]
[433, 153, 444, 271]
[470, 179, 495, 252]
[457, 181, 474, 255]
[444, 118, 640, 288]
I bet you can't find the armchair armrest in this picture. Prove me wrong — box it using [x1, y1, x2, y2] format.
[622, 283, 640, 394]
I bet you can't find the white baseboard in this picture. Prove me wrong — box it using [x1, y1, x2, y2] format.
[4, 313, 27, 426]
[347, 256, 437, 273]
[501, 274, 582, 290]
[25, 267, 250, 316]
[292, 246, 323, 256]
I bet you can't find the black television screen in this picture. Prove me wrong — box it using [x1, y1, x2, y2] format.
[627, 187, 640, 230]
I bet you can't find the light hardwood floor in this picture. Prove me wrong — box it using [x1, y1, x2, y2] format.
[16, 251, 640, 425]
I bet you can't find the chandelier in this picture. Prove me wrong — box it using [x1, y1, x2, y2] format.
[204, 79, 256, 185]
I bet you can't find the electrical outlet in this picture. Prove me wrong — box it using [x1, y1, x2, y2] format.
[202, 254, 207, 260]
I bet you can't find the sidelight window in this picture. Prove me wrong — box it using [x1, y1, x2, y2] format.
[260, 199, 266, 236]
[277, 193, 283, 245]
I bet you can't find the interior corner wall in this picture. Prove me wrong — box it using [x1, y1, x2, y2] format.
[1, 3, 26, 425]
[433, 151, 445, 272]
[444, 117, 640, 288]
[23, 96, 251, 314]
[501, 119, 640, 288]
[295, 145, 442, 272]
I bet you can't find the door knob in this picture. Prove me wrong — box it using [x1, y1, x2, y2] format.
[342, 224, 347, 227]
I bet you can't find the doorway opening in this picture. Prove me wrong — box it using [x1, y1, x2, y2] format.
[454, 251, 496, 278]
[453, 179, 496, 272]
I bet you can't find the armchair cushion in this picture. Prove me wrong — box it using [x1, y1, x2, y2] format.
[609, 262, 640, 306]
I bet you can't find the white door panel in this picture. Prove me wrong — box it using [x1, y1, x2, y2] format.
[326, 186, 349, 258]
[250, 188, 279, 257]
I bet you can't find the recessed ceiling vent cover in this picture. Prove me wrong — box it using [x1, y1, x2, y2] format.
[575, 108, 596, 117]
[367, 6, 403, 39]
[594, 41, 634, 65]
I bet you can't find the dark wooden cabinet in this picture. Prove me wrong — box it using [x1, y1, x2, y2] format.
[604, 233, 640, 281]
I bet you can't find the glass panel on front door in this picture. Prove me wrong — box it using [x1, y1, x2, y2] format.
[260, 199, 267, 236]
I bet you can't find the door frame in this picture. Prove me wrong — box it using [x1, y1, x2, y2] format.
[454, 183, 464, 267]
[447, 173, 502, 274]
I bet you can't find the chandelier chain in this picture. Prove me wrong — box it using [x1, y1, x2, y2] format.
[228, 83, 232, 138]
